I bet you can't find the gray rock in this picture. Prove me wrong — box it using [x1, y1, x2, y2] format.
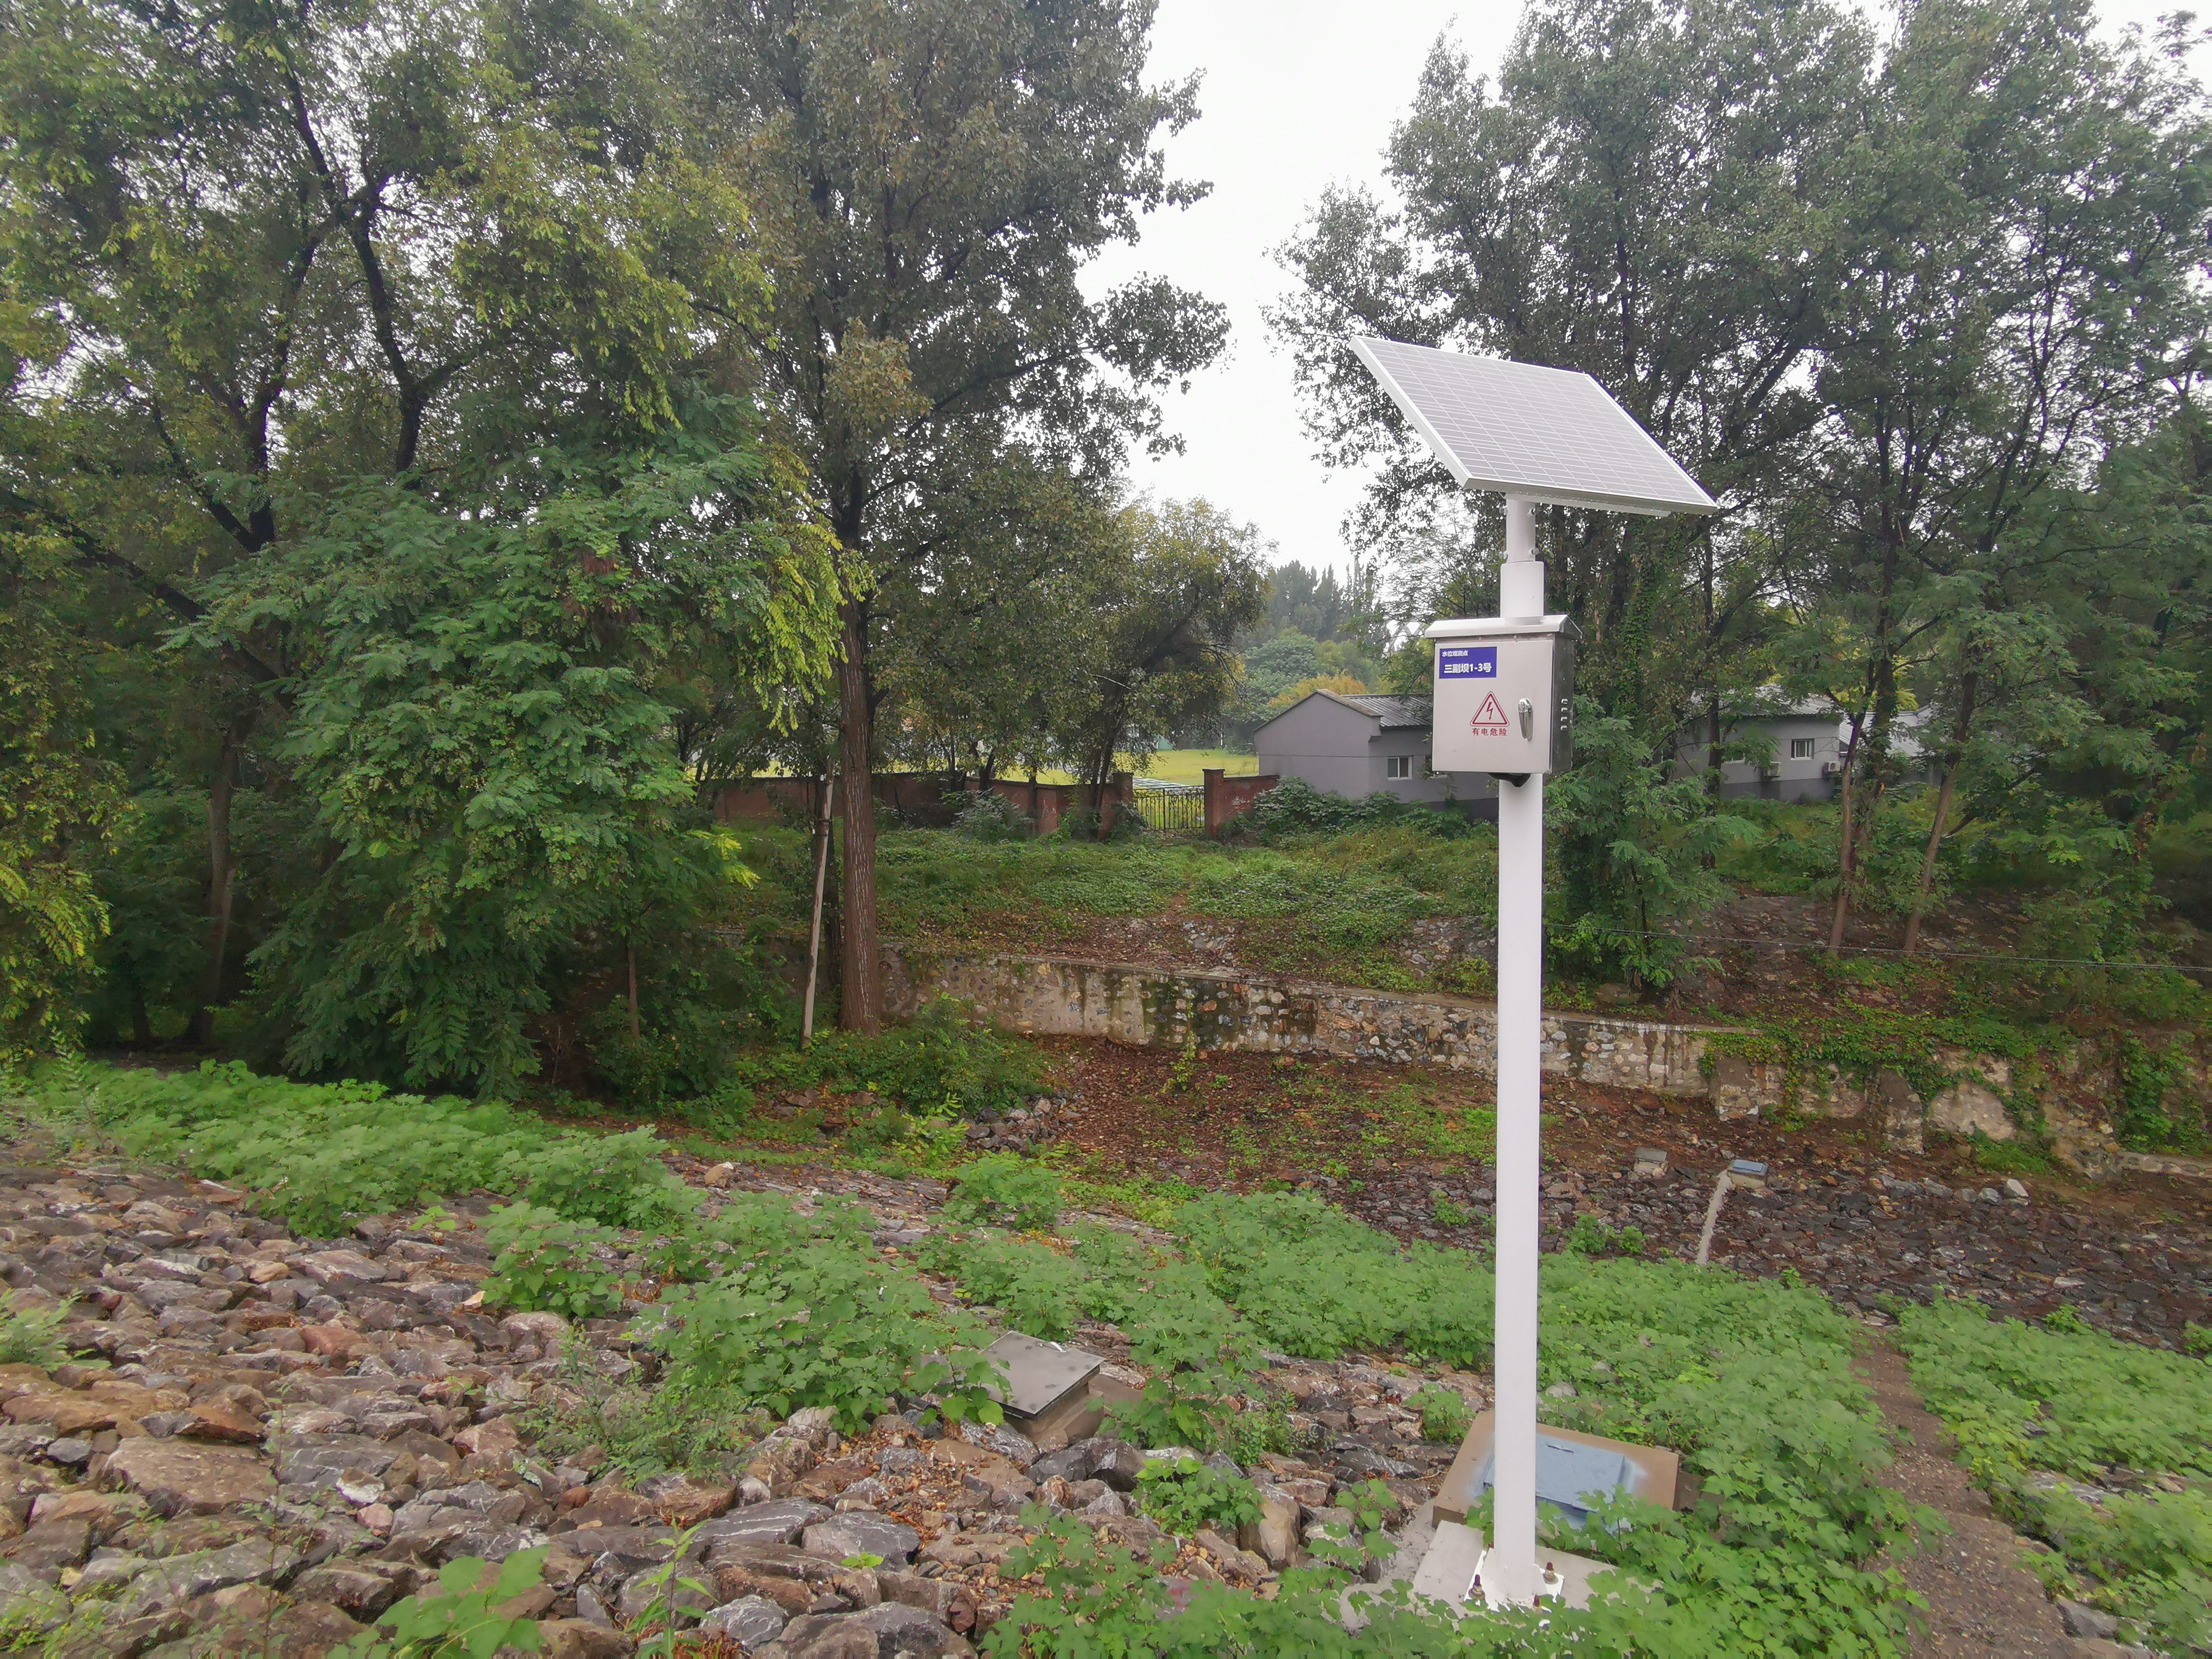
[700, 1594, 788, 1647]
[270, 1433, 401, 1489]
[1073, 1437, 1144, 1492]
[43, 1437, 92, 1467]
[1028, 1444, 1094, 1484]
[956, 1420, 1037, 1469]
[2057, 1599, 2118, 1640]
[802, 1510, 920, 1566]
[782, 1601, 973, 1659]
[119, 1537, 303, 1619]
[696, 1498, 827, 1548]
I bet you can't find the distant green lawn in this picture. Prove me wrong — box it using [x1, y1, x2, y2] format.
[1132, 747, 1259, 785]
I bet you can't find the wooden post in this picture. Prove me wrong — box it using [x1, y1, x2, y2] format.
[626, 939, 640, 1039]
[802, 774, 836, 1046]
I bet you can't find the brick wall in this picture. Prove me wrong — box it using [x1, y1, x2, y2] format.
[713, 772, 1132, 833]
[1202, 768, 1280, 835]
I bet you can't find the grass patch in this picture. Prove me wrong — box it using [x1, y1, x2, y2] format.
[1897, 1297, 2212, 1651]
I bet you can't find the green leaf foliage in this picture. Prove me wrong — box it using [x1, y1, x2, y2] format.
[1134, 1455, 1263, 1538]
[345, 1548, 548, 1657]
[944, 1154, 1064, 1232]
[1897, 1297, 2212, 1650]
[40, 1060, 689, 1235]
[481, 1203, 625, 1322]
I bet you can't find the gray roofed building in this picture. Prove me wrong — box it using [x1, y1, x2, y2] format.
[1253, 688, 1494, 813]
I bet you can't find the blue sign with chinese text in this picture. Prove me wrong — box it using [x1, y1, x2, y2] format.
[1437, 645, 1497, 679]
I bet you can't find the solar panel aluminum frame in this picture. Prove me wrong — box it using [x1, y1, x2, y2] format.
[1348, 337, 1718, 518]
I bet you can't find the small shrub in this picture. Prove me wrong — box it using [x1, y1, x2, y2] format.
[726, 997, 1049, 1119]
[509, 1127, 696, 1230]
[643, 1239, 1003, 1435]
[518, 1347, 763, 1480]
[1565, 1215, 1646, 1259]
[954, 791, 1035, 842]
[342, 1548, 550, 1656]
[480, 1203, 625, 1321]
[922, 1230, 1085, 1340]
[1408, 1384, 1472, 1444]
[1134, 1454, 1263, 1538]
[945, 1154, 1062, 1231]
[1430, 1195, 1475, 1228]
[0, 1293, 68, 1367]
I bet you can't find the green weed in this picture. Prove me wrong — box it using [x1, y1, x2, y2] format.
[1135, 1454, 1263, 1537]
[0, 1294, 69, 1368]
[944, 1153, 1062, 1231]
[1898, 1297, 2212, 1649]
[480, 1203, 625, 1321]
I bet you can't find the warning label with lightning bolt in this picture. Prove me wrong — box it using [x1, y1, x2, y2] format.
[1470, 692, 1510, 737]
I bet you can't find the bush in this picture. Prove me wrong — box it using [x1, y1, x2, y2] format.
[512, 1126, 696, 1230]
[922, 1230, 1085, 1340]
[1232, 776, 1471, 840]
[1407, 1385, 1472, 1444]
[480, 1203, 625, 1321]
[1134, 1455, 1263, 1538]
[945, 1154, 1062, 1230]
[953, 790, 1035, 842]
[642, 1237, 1003, 1435]
[727, 997, 1049, 1119]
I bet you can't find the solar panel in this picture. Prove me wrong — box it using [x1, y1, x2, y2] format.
[1350, 337, 1716, 516]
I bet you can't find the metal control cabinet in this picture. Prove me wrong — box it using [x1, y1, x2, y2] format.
[1426, 615, 1578, 776]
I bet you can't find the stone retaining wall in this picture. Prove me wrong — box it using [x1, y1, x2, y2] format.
[880, 942, 2205, 1183]
[884, 941, 1737, 1103]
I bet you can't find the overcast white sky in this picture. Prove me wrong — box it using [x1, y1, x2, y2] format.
[1088, 0, 2194, 581]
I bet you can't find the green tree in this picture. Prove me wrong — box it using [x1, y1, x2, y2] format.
[0, 0, 840, 1087]
[0, 532, 118, 1066]
[673, 0, 1226, 1027]
[1801, 0, 2211, 951]
[1055, 499, 1267, 814]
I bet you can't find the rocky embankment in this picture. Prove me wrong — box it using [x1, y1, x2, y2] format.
[0, 1147, 1468, 1657]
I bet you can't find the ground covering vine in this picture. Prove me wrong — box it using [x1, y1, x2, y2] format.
[1896, 1297, 2212, 1650]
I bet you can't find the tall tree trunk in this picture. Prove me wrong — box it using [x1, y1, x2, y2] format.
[1903, 670, 1977, 953]
[186, 715, 249, 1046]
[1827, 706, 1867, 955]
[835, 597, 884, 1032]
[127, 968, 153, 1048]
[1830, 526, 1904, 953]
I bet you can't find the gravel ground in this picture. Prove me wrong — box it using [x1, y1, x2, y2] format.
[1035, 1041, 2212, 1349]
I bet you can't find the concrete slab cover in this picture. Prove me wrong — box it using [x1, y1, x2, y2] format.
[983, 1333, 1103, 1421]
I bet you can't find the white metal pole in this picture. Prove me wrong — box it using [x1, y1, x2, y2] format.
[1487, 496, 1546, 1607]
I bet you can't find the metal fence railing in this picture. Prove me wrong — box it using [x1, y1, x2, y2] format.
[1131, 781, 1204, 835]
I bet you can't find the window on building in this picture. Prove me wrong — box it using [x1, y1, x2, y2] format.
[1386, 755, 1411, 779]
[1789, 737, 1815, 760]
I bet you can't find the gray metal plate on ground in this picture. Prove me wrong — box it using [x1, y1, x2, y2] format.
[1470, 1437, 1632, 1528]
[1349, 337, 1716, 516]
[983, 1332, 1103, 1420]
